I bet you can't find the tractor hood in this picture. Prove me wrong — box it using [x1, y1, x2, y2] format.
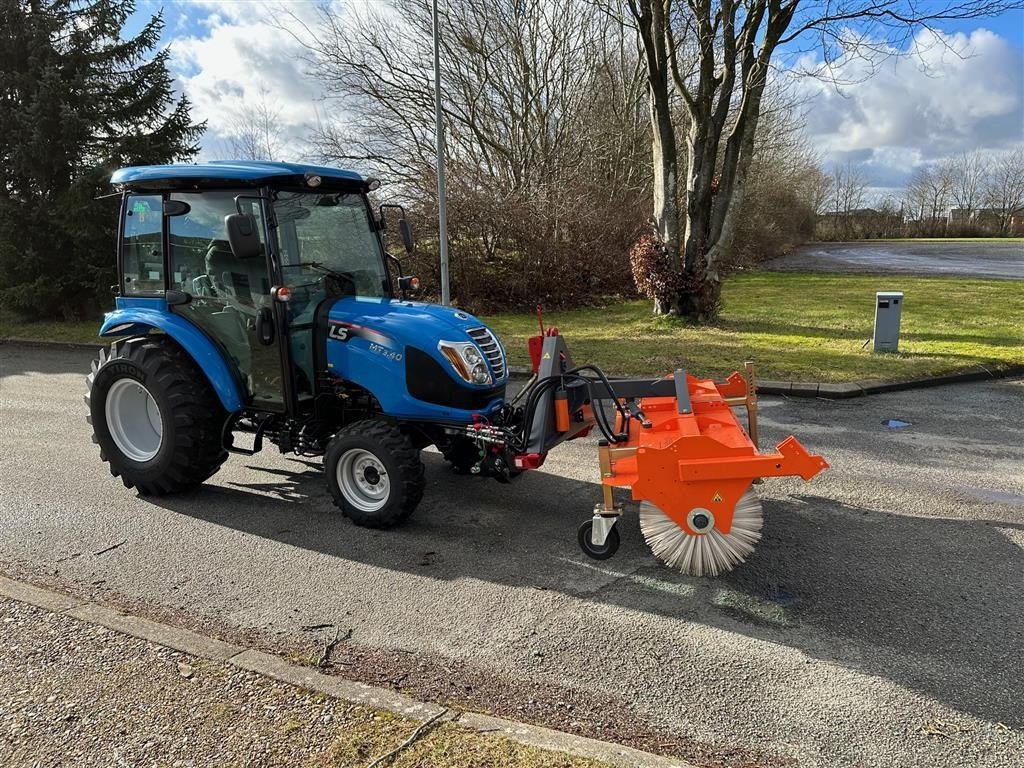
[322, 297, 508, 422]
[325, 297, 500, 349]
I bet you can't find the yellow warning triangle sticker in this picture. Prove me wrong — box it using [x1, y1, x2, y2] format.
[712, 492, 723, 503]
[542, 352, 551, 359]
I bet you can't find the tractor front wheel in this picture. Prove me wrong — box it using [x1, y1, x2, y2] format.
[325, 420, 425, 528]
[86, 336, 228, 495]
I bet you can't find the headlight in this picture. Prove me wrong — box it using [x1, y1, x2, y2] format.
[438, 341, 492, 385]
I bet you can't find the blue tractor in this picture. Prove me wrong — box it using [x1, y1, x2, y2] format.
[88, 161, 513, 528]
[87, 161, 827, 575]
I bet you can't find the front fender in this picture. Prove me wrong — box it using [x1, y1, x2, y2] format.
[99, 303, 245, 413]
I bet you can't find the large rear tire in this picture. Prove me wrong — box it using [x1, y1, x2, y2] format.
[86, 336, 229, 495]
[325, 420, 425, 528]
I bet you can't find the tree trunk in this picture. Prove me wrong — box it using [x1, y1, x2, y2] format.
[636, 0, 682, 316]
[675, 119, 716, 319]
[650, 95, 678, 261]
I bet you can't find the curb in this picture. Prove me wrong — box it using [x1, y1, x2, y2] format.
[0, 574, 693, 768]
[1, 336, 104, 351]
[6, 336, 1019, 400]
[507, 365, 1024, 399]
[755, 365, 1024, 399]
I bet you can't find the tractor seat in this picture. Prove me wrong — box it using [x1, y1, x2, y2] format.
[203, 240, 269, 305]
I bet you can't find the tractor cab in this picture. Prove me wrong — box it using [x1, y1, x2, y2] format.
[111, 162, 442, 420]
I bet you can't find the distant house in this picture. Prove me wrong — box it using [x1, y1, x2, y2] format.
[948, 207, 973, 224]
[947, 206, 1024, 234]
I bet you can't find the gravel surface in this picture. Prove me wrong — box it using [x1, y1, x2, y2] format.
[1, 344, 1022, 768]
[0, 596, 366, 767]
[0, 597, 610, 768]
[765, 240, 1023, 279]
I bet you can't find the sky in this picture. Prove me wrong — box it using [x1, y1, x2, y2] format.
[129, 0, 1024, 199]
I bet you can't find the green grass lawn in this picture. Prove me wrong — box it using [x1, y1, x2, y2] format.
[3, 272, 1021, 383]
[482, 273, 1024, 382]
[0, 312, 106, 344]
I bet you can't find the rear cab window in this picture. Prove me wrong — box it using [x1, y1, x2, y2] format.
[122, 195, 164, 294]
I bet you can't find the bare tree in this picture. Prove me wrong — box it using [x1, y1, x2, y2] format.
[904, 165, 954, 236]
[220, 89, 287, 161]
[984, 146, 1024, 235]
[283, 0, 651, 309]
[826, 161, 868, 238]
[291, 1, 635, 191]
[803, 165, 834, 218]
[712, 84, 827, 259]
[930, 162, 956, 233]
[949, 150, 991, 219]
[903, 167, 930, 224]
[624, 0, 1021, 319]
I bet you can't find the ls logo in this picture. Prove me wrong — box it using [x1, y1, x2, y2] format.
[328, 324, 350, 342]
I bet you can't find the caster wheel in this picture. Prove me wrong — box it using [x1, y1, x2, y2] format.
[577, 519, 620, 560]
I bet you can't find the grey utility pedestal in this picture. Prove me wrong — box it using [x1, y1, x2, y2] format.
[873, 291, 904, 352]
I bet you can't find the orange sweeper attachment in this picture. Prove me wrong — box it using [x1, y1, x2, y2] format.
[492, 320, 829, 577]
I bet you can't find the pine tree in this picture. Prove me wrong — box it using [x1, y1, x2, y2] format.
[0, 0, 204, 319]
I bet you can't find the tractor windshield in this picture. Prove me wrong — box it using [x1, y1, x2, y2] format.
[273, 191, 388, 299]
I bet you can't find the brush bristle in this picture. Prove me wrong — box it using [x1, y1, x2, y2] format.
[640, 489, 763, 577]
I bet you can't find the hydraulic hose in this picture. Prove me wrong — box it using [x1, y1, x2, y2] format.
[511, 364, 629, 449]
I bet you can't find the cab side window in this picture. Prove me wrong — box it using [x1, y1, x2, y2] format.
[122, 195, 164, 294]
[168, 192, 269, 305]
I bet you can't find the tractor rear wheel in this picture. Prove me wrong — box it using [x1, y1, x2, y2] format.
[325, 420, 425, 528]
[86, 336, 228, 495]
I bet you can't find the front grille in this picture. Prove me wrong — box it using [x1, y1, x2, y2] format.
[467, 327, 506, 379]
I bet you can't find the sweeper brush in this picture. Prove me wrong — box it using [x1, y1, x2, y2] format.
[639, 490, 762, 577]
[513, 328, 829, 577]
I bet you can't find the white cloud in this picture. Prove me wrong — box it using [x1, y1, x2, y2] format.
[166, 1, 340, 161]
[164, 5, 1022, 190]
[791, 28, 1024, 190]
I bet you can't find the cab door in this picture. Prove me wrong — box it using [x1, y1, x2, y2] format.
[158, 190, 287, 411]
[268, 189, 393, 411]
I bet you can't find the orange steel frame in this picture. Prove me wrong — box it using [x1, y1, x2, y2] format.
[595, 364, 829, 535]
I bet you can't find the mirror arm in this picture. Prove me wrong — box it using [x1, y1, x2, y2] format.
[379, 203, 407, 231]
[386, 252, 406, 298]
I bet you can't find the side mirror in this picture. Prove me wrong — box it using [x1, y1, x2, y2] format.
[224, 213, 261, 260]
[399, 218, 415, 254]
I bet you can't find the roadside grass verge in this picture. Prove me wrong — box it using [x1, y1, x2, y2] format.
[328, 712, 610, 768]
[483, 273, 1024, 382]
[1, 309, 103, 344]
[3, 273, 1021, 383]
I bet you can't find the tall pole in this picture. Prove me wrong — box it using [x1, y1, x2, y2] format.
[432, 0, 451, 305]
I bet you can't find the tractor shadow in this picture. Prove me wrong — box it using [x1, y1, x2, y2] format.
[151, 451, 1024, 730]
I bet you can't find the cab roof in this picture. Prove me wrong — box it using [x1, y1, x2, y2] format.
[110, 161, 366, 190]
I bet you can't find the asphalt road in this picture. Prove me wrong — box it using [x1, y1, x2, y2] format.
[1, 344, 1022, 768]
[766, 240, 1023, 279]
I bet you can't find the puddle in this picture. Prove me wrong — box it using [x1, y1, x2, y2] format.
[885, 419, 912, 429]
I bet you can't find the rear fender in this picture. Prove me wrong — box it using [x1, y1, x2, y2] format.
[99, 305, 245, 413]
